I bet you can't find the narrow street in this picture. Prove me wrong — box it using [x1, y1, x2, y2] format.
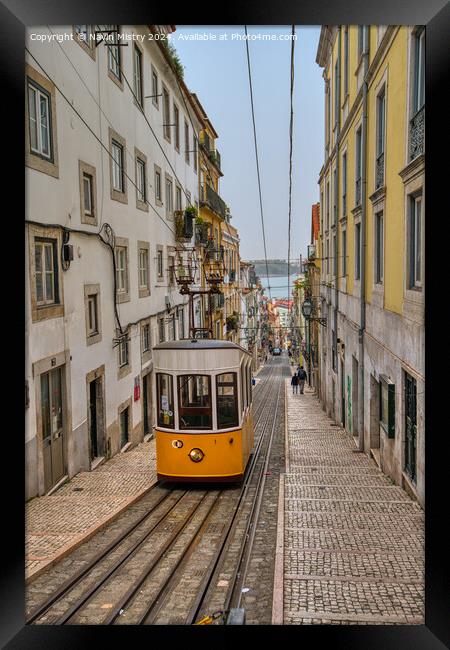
[24, 352, 423, 626]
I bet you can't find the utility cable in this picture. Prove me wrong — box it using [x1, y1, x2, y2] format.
[287, 25, 296, 314]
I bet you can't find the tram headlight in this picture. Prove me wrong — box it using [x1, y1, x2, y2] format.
[189, 448, 204, 463]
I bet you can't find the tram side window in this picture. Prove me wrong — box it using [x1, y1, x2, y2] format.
[247, 363, 252, 405]
[156, 373, 174, 429]
[241, 364, 247, 412]
[178, 375, 212, 430]
[217, 373, 239, 429]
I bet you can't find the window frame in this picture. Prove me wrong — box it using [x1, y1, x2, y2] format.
[216, 372, 239, 430]
[114, 239, 130, 303]
[25, 66, 59, 178]
[408, 193, 422, 289]
[355, 222, 361, 281]
[162, 85, 171, 142]
[138, 243, 150, 297]
[151, 66, 159, 108]
[185, 120, 190, 164]
[165, 174, 173, 219]
[133, 43, 144, 107]
[157, 245, 164, 281]
[174, 103, 180, 151]
[109, 128, 127, 203]
[375, 210, 384, 284]
[106, 25, 122, 85]
[34, 238, 58, 307]
[156, 373, 174, 429]
[379, 374, 395, 438]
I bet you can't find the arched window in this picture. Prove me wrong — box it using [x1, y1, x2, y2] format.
[216, 373, 238, 429]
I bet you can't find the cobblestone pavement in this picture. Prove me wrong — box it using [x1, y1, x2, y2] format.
[276, 381, 424, 625]
[25, 440, 157, 582]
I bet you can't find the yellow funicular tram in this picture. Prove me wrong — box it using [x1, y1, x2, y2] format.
[153, 339, 254, 482]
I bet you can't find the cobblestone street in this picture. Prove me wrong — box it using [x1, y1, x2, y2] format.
[273, 379, 424, 625]
[25, 441, 157, 582]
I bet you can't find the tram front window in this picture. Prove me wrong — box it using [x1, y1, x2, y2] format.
[217, 373, 238, 429]
[178, 375, 212, 430]
[156, 373, 174, 428]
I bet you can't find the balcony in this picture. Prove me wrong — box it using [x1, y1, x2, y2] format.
[195, 221, 211, 246]
[201, 184, 228, 220]
[409, 106, 424, 161]
[229, 269, 236, 283]
[174, 210, 194, 242]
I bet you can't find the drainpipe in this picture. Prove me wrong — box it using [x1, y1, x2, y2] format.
[358, 26, 369, 452]
[334, 26, 341, 422]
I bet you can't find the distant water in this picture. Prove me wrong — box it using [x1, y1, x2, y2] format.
[259, 274, 299, 300]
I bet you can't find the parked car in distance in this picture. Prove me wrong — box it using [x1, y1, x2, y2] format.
[272, 347, 281, 356]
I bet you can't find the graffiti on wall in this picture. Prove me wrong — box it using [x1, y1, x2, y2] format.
[347, 376, 352, 433]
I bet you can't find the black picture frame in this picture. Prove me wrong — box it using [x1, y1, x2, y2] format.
[3, 0, 448, 647]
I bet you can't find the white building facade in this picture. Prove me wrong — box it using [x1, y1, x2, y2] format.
[25, 25, 203, 498]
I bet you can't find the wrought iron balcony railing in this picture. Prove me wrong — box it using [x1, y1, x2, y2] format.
[201, 184, 228, 220]
[409, 106, 425, 161]
[376, 152, 384, 189]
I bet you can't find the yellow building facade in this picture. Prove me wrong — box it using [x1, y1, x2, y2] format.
[316, 26, 425, 505]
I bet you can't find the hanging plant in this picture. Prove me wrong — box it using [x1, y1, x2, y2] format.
[185, 205, 198, 218]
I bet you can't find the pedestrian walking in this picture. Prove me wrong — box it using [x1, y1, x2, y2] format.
[291, 373, 299, 395]
[297, 366, 307, 394]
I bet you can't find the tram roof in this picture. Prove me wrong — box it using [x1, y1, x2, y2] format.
[153, 339, 251, 354]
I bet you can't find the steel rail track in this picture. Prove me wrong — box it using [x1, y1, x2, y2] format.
[187, 361, 286, 625]
[27, 359, 276, 626]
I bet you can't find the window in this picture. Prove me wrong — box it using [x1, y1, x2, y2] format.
[118, 338, 129, 367]
[216, 373, 239, 429]
[156, 373, 174, 428]
[142, 323, 151, 352]
[375, 211, 384, 283]
[179, 308, 185, 339]
[115, 246, 127, 293]
[177, 375, 212, 430]
[326, 181, 330, 229]
[111, 140, 124, 192]
[176, 186, 182, 211]
[408, 194, 422, 289]
[376, 87, 386, 157]
[106, 25, 121, 80]
[193, 133, 198, 173]
[355, 222, 361, 280]
[325, 80, 330, 147]
[83, 172, 94, 215]
[333, 234, 337, 277]
[163, 87, 171, 141]
[136, 157, 146, 203]
[342, 229, 347, 277]
[342, 152, 347, 216]
[185, 121, 190, 164]
[27, 80, 52, 160]
[133, 45, 143, 106]
[334, 59, 339, 128]
[320, 191, 324, 230]
[158, 318, 165, 343]
[119, 406, 129, 447]
[333, 167, 337, 224]
[35, 239, 58, 305]
[151, 67, 159, 107]
[168, 254, 175, 287]
[87, 294, 98, 335]
[380, 374, 395, 438]
[174, 104, 180, 150]
[412, 28, 425, 115]
[155, 168, 162, 203]
[343, 27, 349, 96]
[241, 364, 247, 411]
[357, 25, 364, 59]
[157, 247, 164, 280]
[166, 177, 173, 217]
[139, 248, 149, 290]
[326, 239, 330, 274]
[355, 126, 362, 205]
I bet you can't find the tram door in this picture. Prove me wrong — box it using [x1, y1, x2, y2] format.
[41, 367, 65, 493]
[404, 372, 417, 482]
[142, 372, 153, 436]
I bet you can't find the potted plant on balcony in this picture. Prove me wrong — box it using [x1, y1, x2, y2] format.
[226, 311, 239, 333]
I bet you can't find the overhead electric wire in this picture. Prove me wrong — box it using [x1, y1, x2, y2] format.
[287, 25, 296, 312]
[244, 25, 271, 301]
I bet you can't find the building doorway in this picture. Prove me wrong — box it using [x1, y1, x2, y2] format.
[369, 374, 381, 466]
[120, 406, 129, 449]
[352, 356, 359, 440]
[142, 372, 153, 436]
[41, 367, 66, 493]
[340, 359, 346, 428]
[404, 372, 417, 483]
[88, 376, 105, 463]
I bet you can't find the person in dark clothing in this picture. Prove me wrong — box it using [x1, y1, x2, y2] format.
[297, 366, 307, 394]
[291, 373, 299, 395]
